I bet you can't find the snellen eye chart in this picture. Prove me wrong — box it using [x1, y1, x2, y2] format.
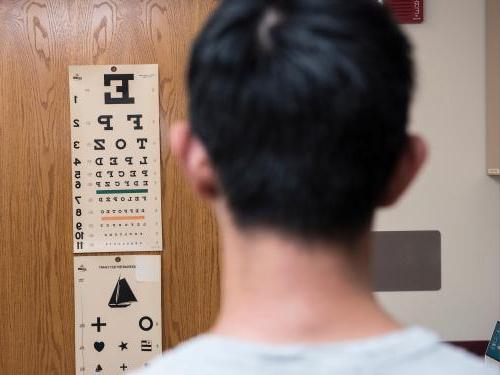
[69, 64, 163, 253]
[74, 255, 162, 374]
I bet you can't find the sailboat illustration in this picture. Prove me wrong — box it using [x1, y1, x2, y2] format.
[108, 277, 138, 308]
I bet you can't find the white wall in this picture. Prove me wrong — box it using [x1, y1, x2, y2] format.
[375, 0, 500, 341]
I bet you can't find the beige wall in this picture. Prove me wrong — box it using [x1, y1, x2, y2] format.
[375, 0, 500, 341]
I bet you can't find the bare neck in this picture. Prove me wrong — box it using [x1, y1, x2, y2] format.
[211, 208, 401, 343]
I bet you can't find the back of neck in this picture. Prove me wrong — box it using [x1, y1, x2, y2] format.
[211, 212, 401, 344]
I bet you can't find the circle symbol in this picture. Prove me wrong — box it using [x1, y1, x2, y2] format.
[139, 316, 153, 331]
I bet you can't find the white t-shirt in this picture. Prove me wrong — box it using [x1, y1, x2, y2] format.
[134, 327, 498, 375]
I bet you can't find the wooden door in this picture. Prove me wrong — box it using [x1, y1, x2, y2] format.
[0, 1, 220, 373]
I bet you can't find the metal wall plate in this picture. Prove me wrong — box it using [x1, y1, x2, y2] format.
[372, 231, 441, 292]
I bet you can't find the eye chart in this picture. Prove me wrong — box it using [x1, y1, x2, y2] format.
[74, 255, 162, 374]
[69, 65, 163, 253]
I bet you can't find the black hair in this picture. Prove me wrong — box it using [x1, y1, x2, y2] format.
[188, 0, 413, 243]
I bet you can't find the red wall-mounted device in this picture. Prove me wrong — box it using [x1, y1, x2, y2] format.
[384, 0, 424, 24]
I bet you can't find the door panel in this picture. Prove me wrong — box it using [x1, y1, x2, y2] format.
[0, 1, 220, 373]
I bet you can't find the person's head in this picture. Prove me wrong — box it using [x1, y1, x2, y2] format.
[172, 0, 427, 246]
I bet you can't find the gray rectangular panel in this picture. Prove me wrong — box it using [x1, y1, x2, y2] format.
[372, 231, 441, 292]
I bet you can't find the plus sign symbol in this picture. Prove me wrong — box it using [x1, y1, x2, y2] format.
[120, 363, 128, 371]
[91, 317, 107, 332]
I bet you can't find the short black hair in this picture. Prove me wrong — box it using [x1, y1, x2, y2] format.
[188, 0, 413, 243]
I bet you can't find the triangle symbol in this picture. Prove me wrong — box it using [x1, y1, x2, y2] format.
[96, 364, 103, 372]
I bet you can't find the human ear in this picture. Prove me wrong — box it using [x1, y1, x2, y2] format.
[170, 121, 220, 200]
[378, 134, 428, 207]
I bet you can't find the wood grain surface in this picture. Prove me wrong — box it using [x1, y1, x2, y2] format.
[0, 1, 220, 373]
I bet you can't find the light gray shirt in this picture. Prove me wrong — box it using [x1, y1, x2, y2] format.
[135, 327, 498, 374]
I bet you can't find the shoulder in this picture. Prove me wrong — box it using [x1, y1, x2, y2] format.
[384, 341, 498, 375]
[132, 331, 499, 375]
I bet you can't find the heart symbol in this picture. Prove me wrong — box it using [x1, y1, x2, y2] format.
[94, 341, 105, 352]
